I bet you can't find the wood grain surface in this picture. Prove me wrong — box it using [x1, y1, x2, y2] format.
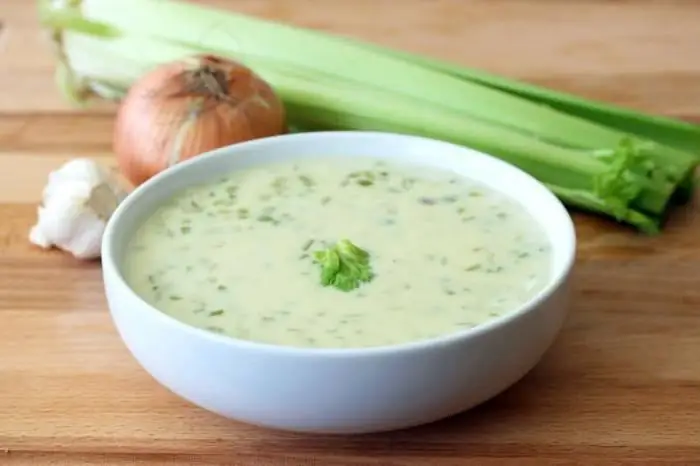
[2, 1, 700, 465]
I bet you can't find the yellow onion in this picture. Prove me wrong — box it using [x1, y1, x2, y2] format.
[113, 55, 286, 186]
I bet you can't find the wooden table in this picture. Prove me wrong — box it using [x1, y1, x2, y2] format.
[2, 1, 700, 464]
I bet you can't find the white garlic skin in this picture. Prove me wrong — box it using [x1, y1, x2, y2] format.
[29, 158, 128, 260]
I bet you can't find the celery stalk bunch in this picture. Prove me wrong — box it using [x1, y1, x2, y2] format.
[38, 0, 700, 233]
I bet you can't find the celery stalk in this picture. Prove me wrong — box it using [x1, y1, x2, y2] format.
[354, 45, 700, 153]
[37, 0, 699, 233]
[356, 44, 700, 203]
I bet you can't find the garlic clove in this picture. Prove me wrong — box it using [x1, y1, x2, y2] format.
[29, 158, 129, 260]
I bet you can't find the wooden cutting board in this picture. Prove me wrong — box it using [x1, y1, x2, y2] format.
[1, 1, 700, 464]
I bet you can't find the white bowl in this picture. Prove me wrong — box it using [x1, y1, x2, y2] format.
[102, 131, 576, 434]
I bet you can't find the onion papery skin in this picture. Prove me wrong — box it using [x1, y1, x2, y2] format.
[113, 54, 286, 186]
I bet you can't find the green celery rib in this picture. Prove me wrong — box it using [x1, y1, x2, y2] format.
[38, 0, 689, 232]
[352, 44, 700, 153]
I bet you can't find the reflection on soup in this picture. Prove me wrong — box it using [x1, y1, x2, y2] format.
[123, 157, 552, 349]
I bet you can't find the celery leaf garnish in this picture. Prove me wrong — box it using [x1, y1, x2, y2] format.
[313, 239, 374, 292]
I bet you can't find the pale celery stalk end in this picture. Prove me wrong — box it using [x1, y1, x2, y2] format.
[40, 0, 126, 106]
[39, 0, 119, 38]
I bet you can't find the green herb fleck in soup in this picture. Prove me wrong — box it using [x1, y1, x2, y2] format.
[122, 158, 552, 349]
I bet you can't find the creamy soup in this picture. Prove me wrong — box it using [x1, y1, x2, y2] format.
[123, 157, 552, 349]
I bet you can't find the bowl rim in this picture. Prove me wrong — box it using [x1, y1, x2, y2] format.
[102, 130, 576, 358]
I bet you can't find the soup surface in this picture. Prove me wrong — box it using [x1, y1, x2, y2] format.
[123, 157, 552, 349]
